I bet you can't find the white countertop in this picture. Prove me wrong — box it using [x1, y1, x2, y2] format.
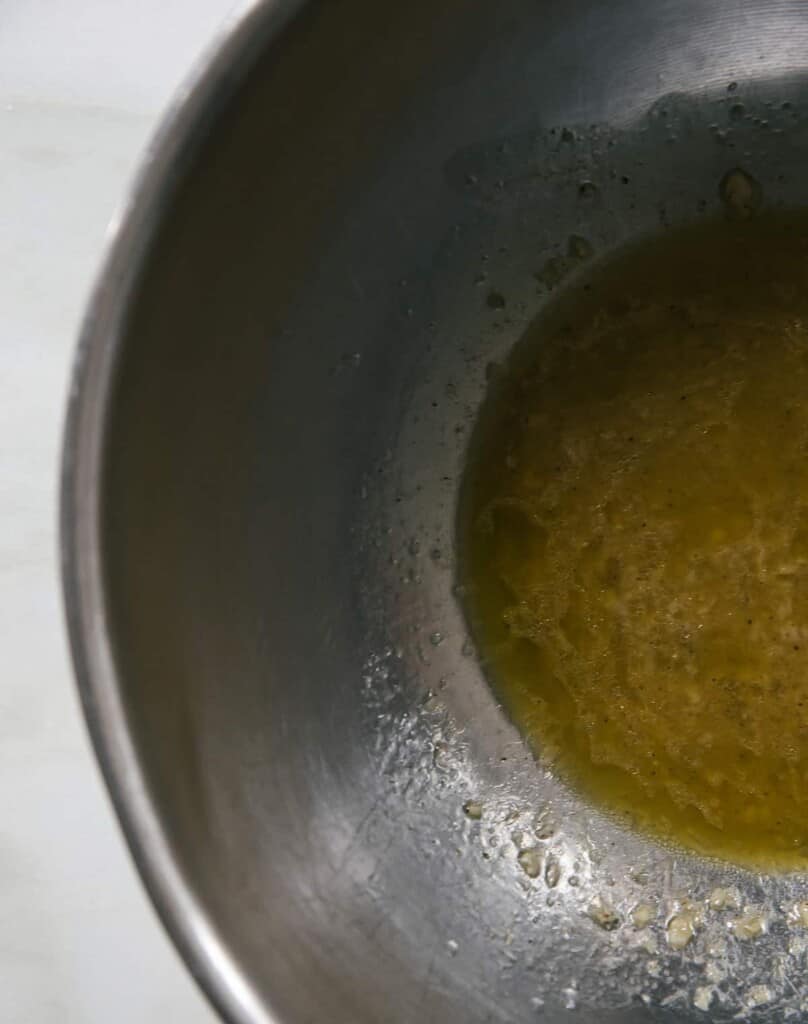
[1, 3, 239, 1020]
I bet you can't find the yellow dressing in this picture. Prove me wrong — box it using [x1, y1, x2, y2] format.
[460, 213, 808, 869]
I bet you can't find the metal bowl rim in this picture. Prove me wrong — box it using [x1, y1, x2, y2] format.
[59, 3, 306, 1022]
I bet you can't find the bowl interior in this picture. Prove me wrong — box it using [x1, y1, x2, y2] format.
[86, 0, 808, 1020]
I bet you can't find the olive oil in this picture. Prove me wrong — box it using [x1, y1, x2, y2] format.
[460, 213, 808, 869]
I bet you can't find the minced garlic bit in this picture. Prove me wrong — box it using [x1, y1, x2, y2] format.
[517, 847, 542, 878]
[730, 911, 767, 940]
[788, 900, 808, 927]
[745, 984, 773, 1008]
[693, 986, 714, 1012]
[667, 914, 695, 950]
[588, 897, 621, 931]
[707, 887, 739, 911]
[632, 903, 656, 929]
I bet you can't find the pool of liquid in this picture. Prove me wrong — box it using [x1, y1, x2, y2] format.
[460, 212, 808, 869]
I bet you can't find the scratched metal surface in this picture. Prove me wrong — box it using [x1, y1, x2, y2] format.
[64, 0, 808, 1021]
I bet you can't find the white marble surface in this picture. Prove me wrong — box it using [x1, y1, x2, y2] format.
[0, 3, 239, 1021]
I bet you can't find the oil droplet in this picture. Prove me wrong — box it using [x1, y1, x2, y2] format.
[562, 986, 578, 1010]
[567, 235, 593, 260]
[719, 166, 762, 218]
[518, 847, 543, 878]
[463, 799, 483, 820]
[429, 631, 444, 646]
[577, 180, 598, 200]
[433, 741, 452, 770]
[544, 854, 561, 888]
[446, 938, 459, 956]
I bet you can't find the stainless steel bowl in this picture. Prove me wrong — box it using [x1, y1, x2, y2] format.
[62, 1, 808, 1021]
